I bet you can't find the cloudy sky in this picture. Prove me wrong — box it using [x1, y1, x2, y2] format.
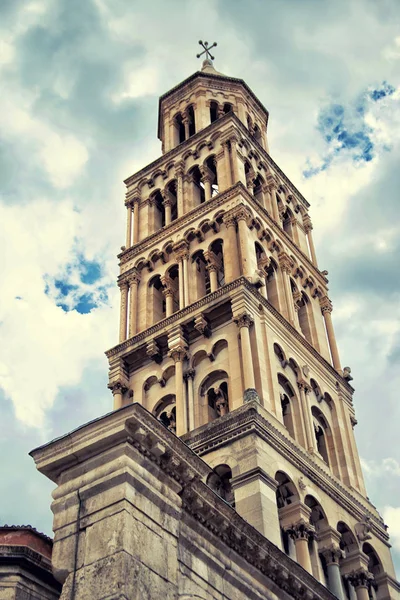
[1, 0, 399, 575]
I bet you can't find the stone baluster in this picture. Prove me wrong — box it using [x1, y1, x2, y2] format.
[184, 369, 196, 430]
[320, 296, 342, 372]
[125, 202, 133, 248]
[320, 546, 345, 600]
[128, 269, 141, 338]
[234, 312, 255, 391]
[303, 215, 318, 267]
[118, 281, 129, 343]
[169, 346, 188, 436]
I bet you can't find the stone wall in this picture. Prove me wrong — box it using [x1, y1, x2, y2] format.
[30, 403, 336, 600]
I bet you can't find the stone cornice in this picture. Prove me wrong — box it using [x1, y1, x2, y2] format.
[0, 545, 61, 590]
[31, 402, 334, 600]
[183, 401, 389, 544]
[106, 277, 353, 396]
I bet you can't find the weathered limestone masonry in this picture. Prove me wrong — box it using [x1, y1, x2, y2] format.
[31, 402, 337, 600]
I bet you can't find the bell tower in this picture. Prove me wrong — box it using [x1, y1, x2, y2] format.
[105, 46, 399, 600]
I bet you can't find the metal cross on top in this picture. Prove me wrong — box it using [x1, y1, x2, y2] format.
[196, 40, 217, 61]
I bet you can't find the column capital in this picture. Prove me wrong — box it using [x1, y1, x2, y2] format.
[346, 569, 374, 590]
[266, 174, 278, 191]
[118, 279, 129, 290]
[320, 295, 333, 314]
[168, 345, 188, 363]
[107, 381, 128, 395]
[199, 164, 213, 183]
[303, 214, 313, 232]
[128, 268, 141, 285]
[297, 379, 311, 394]
[175, 161, 185, 178]
[231, 205, 250, 223]
[234, 312, 254, 329]
[222, 212, 237, 229]
[278, 251, 293, 273]
[183, 368, 196, 381]
[285, 519, 315, 541]
[320, 544, 344, 566]
[172, 239, 189, 262]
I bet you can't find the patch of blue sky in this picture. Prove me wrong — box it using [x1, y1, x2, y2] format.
[44, 255, 108, 314]
[303, 81, 395, 179]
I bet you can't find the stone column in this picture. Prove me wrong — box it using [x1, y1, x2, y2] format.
[162, 191, 172, 226]
[234, 312, 255, 391]
[268, 180, 280, 222]
[304, 216, 318, 267]
[125, 202, 133, 248]
[200, 166, 212, 201]
[208, 264, 218, 293]
[278, 252, 295, 324]
[223, 141, 232, 187]
[128, 270, 140, 338]
[262, 184, 272, 214]
[133, 198, 140, 244]
[176, 162, 185, 217]
[236, 208, 252, 278]
[321, 546, 345, 600]
[109, 382, 127, 410]
[320, 296, 342, 372]
[178, 260, 184, 310]
[297, 380, 315, 453]
[230, 136, 240, 184]
[222, 213, 239, 282]
[119, 281, 129, 342]
[169, 346, 188, 436]
[163, 288, 174, 318]
[183, 251, 189, 307]
[287, 520, 314, 574]
[184, 369, 195, 431]
[347, 571, 373, 600]
[293, 290, 302, 332]
[183, 115, 190, 140]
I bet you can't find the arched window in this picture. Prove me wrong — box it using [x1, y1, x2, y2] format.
[278, 374, 296, 438]
[192, 250, 211, 298]
[312, 407, 330, 465]
[188, 165, 205, 207]
[305, 495, 329, 582]
[282, 208, 294, 238]
[275, 471, 299, 559]
[223, 103, 233, 114]
[152, 190, 165, 230]
[154, 395, 176, 433]
[205, 155, 219, 196]
[199, 370, 229, 425]
[210, 101, 218, 123]
[363, 543, 382, 578]
[187, 105, 196, 137]
[174, 112, 185, 144]
[298, 292, 313, 343]
[207, 464, 235, 506]
[148, 274, 166, 325]
[209, 239, 225, 287]
[253, 175, 265, 206]
[166, 180, 178, 222]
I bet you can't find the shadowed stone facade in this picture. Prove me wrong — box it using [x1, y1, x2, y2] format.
[28, 56, 400, 599]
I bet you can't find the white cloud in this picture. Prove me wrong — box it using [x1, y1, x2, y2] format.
[383, 507, 400, 552]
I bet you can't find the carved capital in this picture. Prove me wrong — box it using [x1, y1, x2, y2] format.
[278, 251, 293, 273]
[346, 569, 374, 590]
[168, 345, 188, 363]
[234, 312, 254, 329]
[173, 240, 189, 262]
[320, 545, 344, 566]
[128, 268, 141, 285]
[232, 206, 249, 223]
[303, 215, 313, 233]
[183, 368, 196, 381]
[286, 519, 315, 541]
[297, 379, 311, 394]
[223, 212, 237, 229]
[107, 381, 128, 395]
[319, 295, 333, 314]
[118, 279, 129, 291]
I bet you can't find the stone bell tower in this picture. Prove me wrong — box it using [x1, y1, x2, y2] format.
[103, 47, 399, 600]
